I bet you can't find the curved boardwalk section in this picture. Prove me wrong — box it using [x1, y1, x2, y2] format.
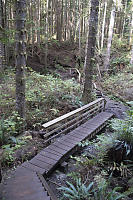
[1, 111, 113, 200]
[2, 167, 51, 200]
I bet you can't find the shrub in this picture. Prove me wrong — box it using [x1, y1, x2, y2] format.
[110, 111, 133, 145]
[0, 112, 23, 146]
[94, 174, 126, 200]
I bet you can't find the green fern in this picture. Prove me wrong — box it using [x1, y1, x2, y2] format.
[59, 178, 93, 200]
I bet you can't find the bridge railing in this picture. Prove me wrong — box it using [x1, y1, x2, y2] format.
[42, 98, 106, 144]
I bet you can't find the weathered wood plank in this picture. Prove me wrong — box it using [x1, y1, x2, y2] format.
[29, 159, 52, 171]
[2, 167, 50, 200]
[43, 148, 63, 156]
[39, 151, 61, 161]
[33, 154, 57, 165]
[43, 104, 103, 139]
[37, 172, 58, 200]
[22, 161, 46, 174]
[42, 98, 104, 129]
[47, 145, 68, 154]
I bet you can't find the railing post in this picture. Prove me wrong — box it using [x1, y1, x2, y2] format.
[103, 98, 107, 111]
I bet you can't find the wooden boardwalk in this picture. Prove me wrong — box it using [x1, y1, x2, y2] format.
[1, 111, 113, 200]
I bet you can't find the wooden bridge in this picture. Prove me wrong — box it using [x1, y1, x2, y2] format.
[1, 98, 113, 200]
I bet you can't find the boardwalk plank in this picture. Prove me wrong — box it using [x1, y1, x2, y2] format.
[29, 159, 52, 171]
[33, 154, 57, 165]
[50, 143, 72, 151]
[43, 148, 63, 156]
[22, 161, 45, 174]
[47, 145, 68, 154]
[2, 169, 50, 200]
[39, 151, 61, 160]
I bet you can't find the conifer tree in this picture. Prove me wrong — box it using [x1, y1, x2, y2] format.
[15, 0, 27, 119]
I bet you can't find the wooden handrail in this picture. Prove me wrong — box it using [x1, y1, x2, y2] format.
[42, 98, 105, 129]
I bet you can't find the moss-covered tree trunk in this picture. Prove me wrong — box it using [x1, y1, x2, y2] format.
[15, 0, 26, 119]
[82, 0, 99, 104]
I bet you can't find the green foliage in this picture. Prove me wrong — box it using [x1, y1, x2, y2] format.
[2, 149, 14, 167]
[110, 111, 133, 145]
[0, 112, 23, 145]
[1, 69, 82, 131]
[110, 55, 129, 70]
[25, 71, 81, 128]
[102, 69, 133, 100]
[112, 35, 128, 51]
[81, 133, 117, 161]
[59, 175, 126, 200]
[59, 177, 94, 200]
[1, 136, 29, 166]
[124, 177, 133, 196]
[108, 161, 131, 178]
[71, 154, 98, 169]
[93, 174, 125, 200]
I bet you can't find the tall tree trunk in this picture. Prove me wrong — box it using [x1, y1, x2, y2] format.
[121, 0, 127, 38]
[101, 0, 107, 50]
[64, 0, 67, 40]
[104, 0, 116, 71]
[0, 0, 6, 71]
[97, 1, 101, 50]
[82, 0, 99, 104]
[79, 0, 81, 57]
[56, 0, 62, 41]
[130, 2, 133, 65]
[0, 0, 3, 70]
[45, 0, 49, 68]
[15, 0, 26, 119]
[37, 0, 40, 46]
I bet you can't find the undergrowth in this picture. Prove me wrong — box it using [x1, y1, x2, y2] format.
[0, 69, 82, 146]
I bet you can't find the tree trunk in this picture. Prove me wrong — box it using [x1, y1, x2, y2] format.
[56, 0, 62, 41]
[15, 0, 26, 119]
[37, 0, 40, 46]
[97, 1, 101, 50]
[101, 0, 107, 50]
[45, 0, 49, 68]
[0, 0, 6, 71]
[79, 0, 81, 57]
[121, 0, 127, 38]
[104, 0, 116, 71]
[130, 2, 133, 65]
[82, 0, 99, 104]
[0, 0, 3, 70]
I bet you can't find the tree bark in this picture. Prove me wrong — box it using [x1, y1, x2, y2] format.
[0, 0, 6, 71]
[56, 0, 62, 41]
[130, 2, 133, 65]
[15, 0, 26, 119]
[104, 0, 116, 71]
[45, 0, 49, 68]
[101, 0, 107, 50]
[82, 0, 99, 104]
[121, 0, 127, 38]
